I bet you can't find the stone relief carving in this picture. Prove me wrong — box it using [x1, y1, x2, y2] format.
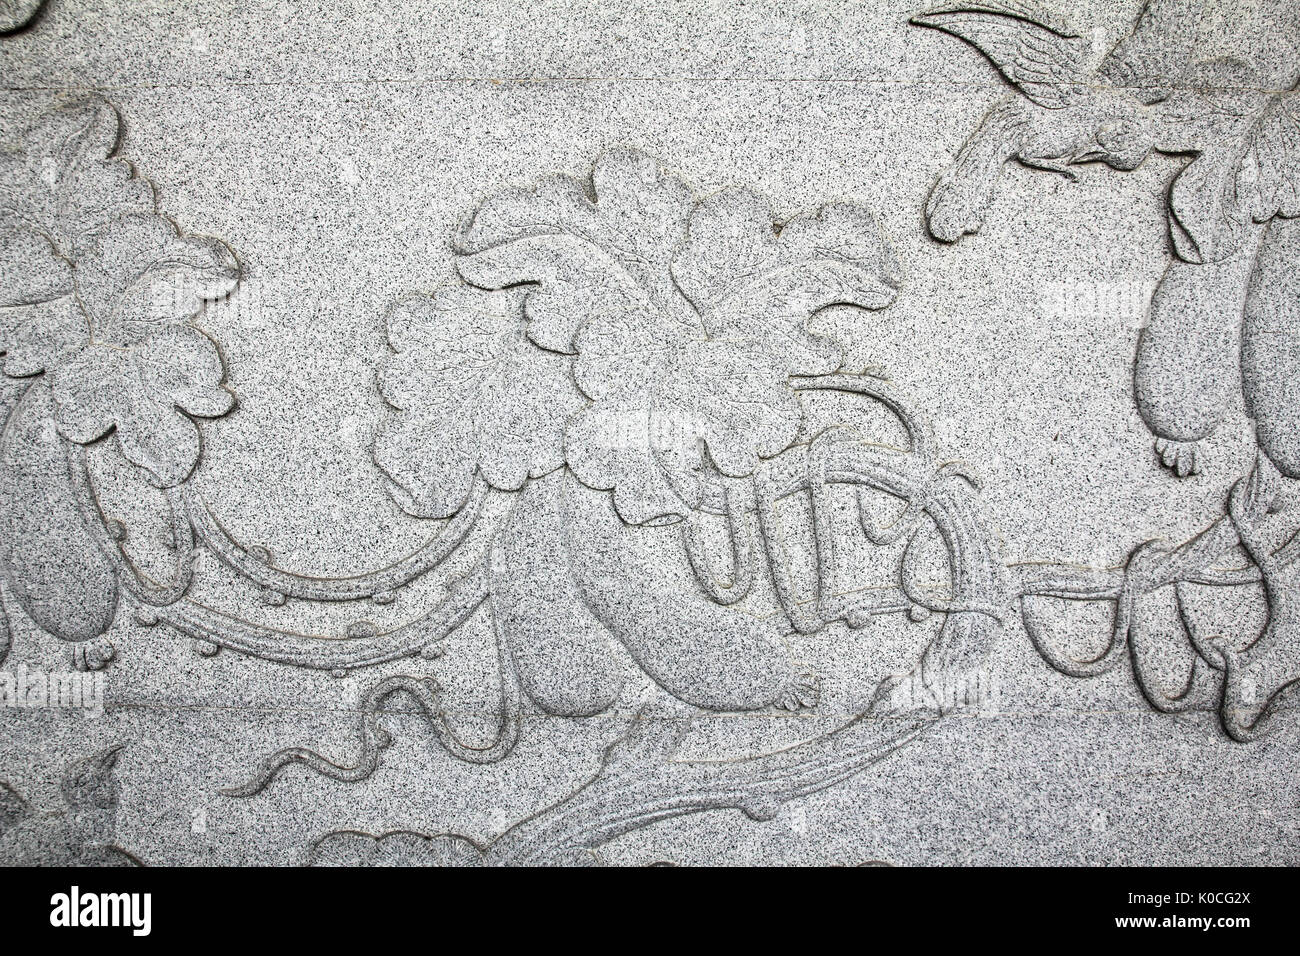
[3, 0, 1296, 865]
[0, 96, 240, 672]
[917, 0, 1300, 739]
[215, 150, 1003, 795]
[298, 711, 926, 867]
[0, 743, 141, 866]
[0, 95, 1006, 858]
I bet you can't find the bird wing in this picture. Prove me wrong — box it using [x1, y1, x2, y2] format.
[0, 782, 31, 835]
[912, 2, 1092, 109]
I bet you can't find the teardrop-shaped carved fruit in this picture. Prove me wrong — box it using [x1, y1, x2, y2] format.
[1135, 233, 1262, 457]
[0, 382, 118, 642]
[1243, 216, 1300, 478]
[490, 471, 624, 717]
[563, 473, 805, 712]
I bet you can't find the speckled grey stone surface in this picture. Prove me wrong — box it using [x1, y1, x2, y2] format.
[0, 0, 1297, 866]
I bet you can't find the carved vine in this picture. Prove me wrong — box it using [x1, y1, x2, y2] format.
[918, 0, 1300, 739]
[7, 4, 1296, 862]
[1, 97, 1005, 860]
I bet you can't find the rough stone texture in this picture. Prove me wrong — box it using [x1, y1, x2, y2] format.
[0, 0, 1297, 866]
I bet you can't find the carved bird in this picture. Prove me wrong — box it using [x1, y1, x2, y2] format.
[915, 0, 1300, 478]
[0, 744, 141, 865]
[912, 1, 1185, 243]
[919, 1, 1300, 734]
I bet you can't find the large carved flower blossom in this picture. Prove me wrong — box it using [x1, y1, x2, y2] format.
[0, 97, 239, 487]
[377, 148, 900, 524]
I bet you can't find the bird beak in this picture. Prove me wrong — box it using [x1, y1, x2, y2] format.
[96, 742, 128, 769]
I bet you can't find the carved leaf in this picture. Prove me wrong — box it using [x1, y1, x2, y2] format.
[455, 146, 698, 354]
[1165, 88, 1276, 264]
[0, 219, 71, 307]
[0, 212, 81, 375]
[565, 337, 800, 525]
[375, 286, 580, 519]
[0, 295, 88, 377]
[1239, 90, 1300, 224]
[49, 326, 234, 487]
[673, 191, 901, 375]
[0, 96, 155, 252]
[72, 213, 239, 347]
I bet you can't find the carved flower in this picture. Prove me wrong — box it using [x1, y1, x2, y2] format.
[376, 148, 897, 524]
[672, 189, 901, 376]
[447, 148, 899, 524]
[0, 97, 239, 487]
[375, 286, 580, 518]
[564, 332, 802, 524]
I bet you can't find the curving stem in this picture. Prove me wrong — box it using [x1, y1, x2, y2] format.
[180, 474, 489, 602]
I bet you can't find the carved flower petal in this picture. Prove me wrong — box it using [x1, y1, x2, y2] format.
[373, 412, 479, 520]
[0, 219, 72, 307]
[133, 324, 236, 419]
[565, 338, 797, 523]
[570, 311, 678, 402]
[73, 212, 239, 346]
[564, 396, 698, 526]
[673, 190, 901, 375]
[666, 339, 802, 478]
[49, 326, 233, 486]
[0, 96, 155, 252]
[113, 396, 203, 489]
[48, 345, 121, 444]
[457, 235, 647, 354]
[374, 287, 580, 518]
